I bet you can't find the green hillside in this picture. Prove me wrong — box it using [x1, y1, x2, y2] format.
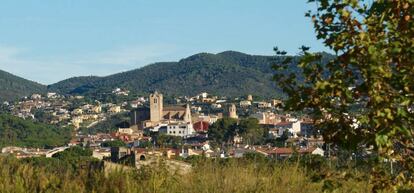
[49, 51, 307, 98]
[0, 70, 47, 101]
[0, 114, 71, 148]
[47, 76, 101, 94]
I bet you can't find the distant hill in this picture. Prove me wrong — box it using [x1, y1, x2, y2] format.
[49, 51, 302, 98]
[1, 51, 333, 100]
[48, 76, 102, 94]
[0, 70, 47, 101]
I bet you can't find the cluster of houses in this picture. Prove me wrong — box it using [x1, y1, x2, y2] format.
[1, 90, 328, 170]
[127, 92, 322, 145]
[3, 92, 125, 129]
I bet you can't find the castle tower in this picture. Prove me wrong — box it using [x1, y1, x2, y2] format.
[229, 104, 238, 119]
[247, 94, 253, 101]
[150, 91, 163, 123]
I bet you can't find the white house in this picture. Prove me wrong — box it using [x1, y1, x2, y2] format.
[165, 122, 195, 137]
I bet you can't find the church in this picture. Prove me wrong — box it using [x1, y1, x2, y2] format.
[131, 91, 192, 129]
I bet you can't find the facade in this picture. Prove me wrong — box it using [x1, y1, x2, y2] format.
[251, 112, 283, 125]
[164, 122, 195, 137]
[150, 92, 163, 122]
[228, 104, 238, 119]
[239, 100, 252, 107]
[131, 91, 192, 130]
[148, 91, 191, 124]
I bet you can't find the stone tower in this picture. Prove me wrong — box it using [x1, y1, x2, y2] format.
[150, 91, 163, 123]
[229, 104, 238, 119]
[247, 94, 253, 101]
[184, 104, 192, 123]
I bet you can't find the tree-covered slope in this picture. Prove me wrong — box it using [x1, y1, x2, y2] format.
[0, 70, 47, 101]
[0, 114, 71, 148]
[48, 51, 333, 98]
[47, 76, 102, 94]
[49, 51, 287, 98]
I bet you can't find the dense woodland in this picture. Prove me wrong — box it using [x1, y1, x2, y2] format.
[0, 114, 71, 148]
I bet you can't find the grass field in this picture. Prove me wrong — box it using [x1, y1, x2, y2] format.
[0, 155, 388, 193]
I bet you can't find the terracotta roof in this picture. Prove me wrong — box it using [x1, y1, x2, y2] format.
[194, 121, 209, 132]
[275, 122, 292, 126]
[163, 105, 186, 111]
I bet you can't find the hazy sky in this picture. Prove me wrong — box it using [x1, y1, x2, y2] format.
[0, 0, 327, 84]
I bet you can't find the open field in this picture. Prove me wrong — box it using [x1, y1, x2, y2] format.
[0, 156, 383, 193]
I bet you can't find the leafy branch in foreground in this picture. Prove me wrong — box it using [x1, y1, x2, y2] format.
[273, 0, 413, 191]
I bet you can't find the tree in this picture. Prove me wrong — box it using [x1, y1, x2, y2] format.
[101, 140, 126, 148]
[208, 118, 238, 146]
[238, 118, 264, 145]
[273, 0, 413, 190]
[156, 133, 182, 148]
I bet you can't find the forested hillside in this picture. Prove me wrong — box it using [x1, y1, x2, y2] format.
[0, 114, 71, 148]
[47, 76, 102, 94]
[0, 70, 47, 101]
[49, 51, 325, 98]
[1, 51, 332, 99]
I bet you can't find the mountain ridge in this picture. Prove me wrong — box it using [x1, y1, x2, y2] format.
[1, 51, 333, 100]
[48, 50, 282, 97]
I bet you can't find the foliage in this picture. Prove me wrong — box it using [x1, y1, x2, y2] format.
[0, 70, 46, 102]
[46, 76, 101, 94]
[238, 117, 264, 145]
[101, 140, 126, 148]
[208, 117, 265, 146]
[242, 151, 269, 162]
[32, 108, 54, 124]
[22, 146, 99, 172]
[0, 113, 71, 148]
[81, 112, 130, 134]
[208, 118, 238, 146]
[53, 146, 93, 159]
[155, 133, 182, 148]
[47, 51, 333, 98]
[273, 0, 414, 190]
[0, 155, 384, 193]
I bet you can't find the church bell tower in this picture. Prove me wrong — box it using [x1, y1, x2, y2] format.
[150, 91, 163, 123]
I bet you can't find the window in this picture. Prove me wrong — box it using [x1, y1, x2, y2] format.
[154, 98, 158, 103]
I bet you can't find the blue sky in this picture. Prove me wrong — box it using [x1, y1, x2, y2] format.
[0, 0, 327, 84]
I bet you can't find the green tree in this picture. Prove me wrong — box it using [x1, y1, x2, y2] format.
[53, 146, 92, 159]
[274, 0, 414, 190]
[208, 118, 238, 146]
[101, 140, 126, 148]
[156, 133, 182, 148]
[238, 118, 264, 145]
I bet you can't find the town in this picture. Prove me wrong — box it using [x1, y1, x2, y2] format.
[1, 88, 325, 171]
